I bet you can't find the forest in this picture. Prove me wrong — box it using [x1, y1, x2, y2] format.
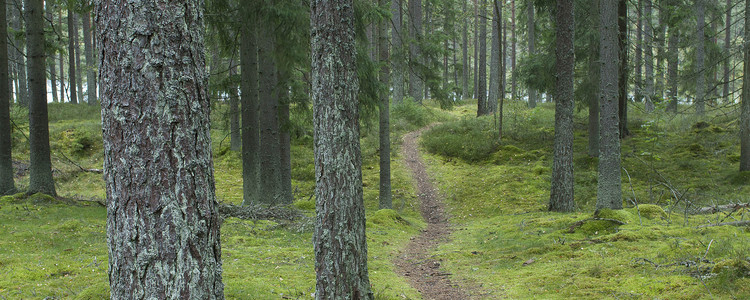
[1, 0, 750, 299]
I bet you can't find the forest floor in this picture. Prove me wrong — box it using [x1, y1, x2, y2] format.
[395, 125, 471, 299]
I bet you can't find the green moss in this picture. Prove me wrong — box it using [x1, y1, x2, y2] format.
[369, 209, 410, 227]
[56, 219, 84, 232]
[633, 204, 667, 219]
[713, 259, 750, 278]
[293, 199, 315, 211]
[74, 282, 110, 300]
[597, 209, 637, 224]
[727, 171, 750, 185]
[0, 192, 27, 204]
[28, 193, 61, 205]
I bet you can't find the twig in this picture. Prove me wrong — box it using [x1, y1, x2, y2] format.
[703, 239, 714, 259]
[694, 203, 749, 215]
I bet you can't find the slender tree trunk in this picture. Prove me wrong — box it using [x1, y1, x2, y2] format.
[27, 0, 55, 196]
[97, 1, 224, 297]
[618, 0, 629, 137]
[724, 0, 732, 103]
[549, 0, 575, 212]
[278, 70, 293, 204]
[311, 0, 374, 298]
[502, 18, 507, 106]
[741, 0, 750, 171]
[82, 11, 96, 105]
[634, 0, 642, 102]
[58, 9, 65, 102]
[696, 0, 706, 115]
[588, 0, 600, 157]
[229, 60, 241, 152]
[258, 23, 282, 205]
[46, 0, 57, 103]
[527, 1, 537, 108]
[473, 0, 478, 98]
[12, 0, 27, 107]
[408, 0, 423, 103]
[655, 9, 666, 102]
[667, 23, 679, 113]
[240, 7, 259, 206]
[74, 14, 83, 104]
[391, 0, 405, 105]
[643, 0, 654, 112]
[511, 0, 516, 101]
[462, 0, 469, 100]
[476, 0, 488, 116]
[68, 9, 77, 104]
[379, 0, 392, 209]
[488, 0, 500, 120]
[0, 0, 14, 195]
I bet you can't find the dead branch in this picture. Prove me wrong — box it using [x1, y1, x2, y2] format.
[694, 203, 749, 215]
[696, 220, 750, 228]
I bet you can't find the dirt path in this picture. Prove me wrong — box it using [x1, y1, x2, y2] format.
[395, 126, 470, 300]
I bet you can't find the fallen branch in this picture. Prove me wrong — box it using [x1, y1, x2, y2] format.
[694, 203, 749, 215]
[696, 221, 750, 228]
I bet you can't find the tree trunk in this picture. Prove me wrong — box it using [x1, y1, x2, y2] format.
[379, 0, 392, 209]
[741, 0, 750, 171]
[527, 1, 537, 108]
[46, 0, 56, 103]
[597, 0, 622, 210]
[588, 0, 600, 157]
[408, 0, 423, 103]
[643, 0, 654, 112]
[12, 0, 27, 107]
[723, 0, 732, 103]
[278, 71, 293, 204]
[240, 7, 260, 206]
[310, 0, 374, 298]
[58, 9, 65, 102]
[462, 0, 469, 100]
[229, 60, 241, 152]
[634, 0, 642, 102]
[74, 13, 83, 105]
[511, 0, 516, 101]
[82, 11, 96, 105]
[618, 0, 629, 137]
[549, 0, 575, 212]
[0, 0, 14, 195]
[258, 22, 283, 205]
[68, 9, 77, 104]
[476, 0, 488, 116]
[488, 1, 500, 122]
[391, 0, 405, 105]
[26, 0, 55, 196]
[666, 23, 679, 113]
[654, 9, 666, 102]
[696, 0, 705, 115]
[97, 1, 224, 297]
[473, 0, 478, 98]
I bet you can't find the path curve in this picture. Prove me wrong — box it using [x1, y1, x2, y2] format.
[395, 125, 469, 300]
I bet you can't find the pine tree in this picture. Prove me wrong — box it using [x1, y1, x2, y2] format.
[240, 4, 260, 206]
[0, 0, 14, 195]
[379, 0, 392, 210]
[740, 0, 750, 171]
[68, 9, 78, 104]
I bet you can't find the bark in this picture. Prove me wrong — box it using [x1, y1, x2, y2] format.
[82, 11, 96, 105]
[549, 0, 575, 212]
[408, 0, 423, 103]
[723, 0, 732, 103]
[618, 0, 629, 137]
[741, 0, 750, 171]
[96, 0, 224, 297]
[0, 0, 14, 195]
[511, 0, 516, 101]
[473, 0, 478, 98]
[278, 71, 293, 204]
[476, 0, 488, 116]
[310, 0, 374, 298]
[46, 0, 57, 103]
[26, 0, 55, 196]
[379, 0, 392, 209]
[240, 8, 260, 206]
[391, 0, 405, 104]
[58, 9, 65, 102]
[597, 0, 622, 210]
[666, 24, 679, 113]
[588, 0, 600, 157]
[634, 0, 642, 102]
[462, 0, 469, 100]
[12, 0, 27, 107]
[696, 0, 705, 115]
[229, 61, 241, 152]
[68, 9, 77, 104]
[643, 0, 654, 112]
[527, 1, 537, 108]
[74, 13, 83, 104]
[258, 22, 283, 205]
[654, 9, 666, 102]
[488, 0, 500, 121]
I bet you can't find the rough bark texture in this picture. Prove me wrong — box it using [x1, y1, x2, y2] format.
[597, 0, 622, 210]
[476, 0, 488, 116]
[488, 1, 500, 119]
[82, 11, 96, 105]
[549, 0, 575, 212]
[741, 0, 750, 172]
[618, 0, 629, 137]
[643, 0, 654, 112]
[666, 23, 678, 113]
[278, 77, 293, 205]
[391, 0, 405, 105]
[654, 9, 666, 101]
[68, 9, 78, 104]
[258, 24, 283, 205]
[0, 0, 14, 195]
[511, 0, 516, 101]
[310, 0, 374, 298]
[527, 1, 536, 108]
[379, 0, 392, 210]
[588, 14, 600, 158]
[229, 62, 241, 152]
[240, 8, 259, 206]
[26, 0, 56, 196]
[74, 13, 83, 104]
[409, 0, 424, 103]
[97, 0, 224, 298]
[723, 0, 731, 103]
[634, 0, 642, 102]
[462, 0, 469, 100]
[12, 0, 27, 107]
[58, 9, 65, 102]
[696, 0, 705, 115]
[46, 0, 57, 103]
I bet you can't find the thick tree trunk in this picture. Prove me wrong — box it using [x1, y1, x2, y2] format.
[379, 0, 392, 209]
[408, 0, 423, 103]
[476, 0, 488, 116]
[696, 0, 706, 115]
[82, 11, 96, 105]
[240, 8, 260, 206]
[597, 0, 622, 210]
[462, 0, 469, 100]
[67, 9, 77, 104]
[96, 0, 224, 297]
[310, 0, 374, 298]
[741, 0, 750, 171]
[527, 1, 537, 108]
[588, 0, 600, 157]
[12, 0, 27, 107]
[46, 0, 57, 103]
[26, 0, 55, 196]
[488, 1, 500, 121]
[634, 0, 642, 102]
[473, 0, 478, 98]
[0, 0, 14, 195]
[549, 0, 575, 212]
[618, 0, 629, 137]
[278, 70, 293, 204]
[511, 0, 516, 101]
[723, 0, 732, 103]
[391, 0, 405, 105]
[666, 24, 679, 113]
[643, 0, 654, 112]
[229, 61, 241, 152]
[258, 23, 283, 205]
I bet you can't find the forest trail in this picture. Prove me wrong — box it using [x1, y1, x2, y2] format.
[395, 125, 471, 300]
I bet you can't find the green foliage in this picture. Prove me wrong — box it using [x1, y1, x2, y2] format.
[421, 117, 499, 162]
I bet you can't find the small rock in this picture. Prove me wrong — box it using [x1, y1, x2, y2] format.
[522, 258, 535, 266]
